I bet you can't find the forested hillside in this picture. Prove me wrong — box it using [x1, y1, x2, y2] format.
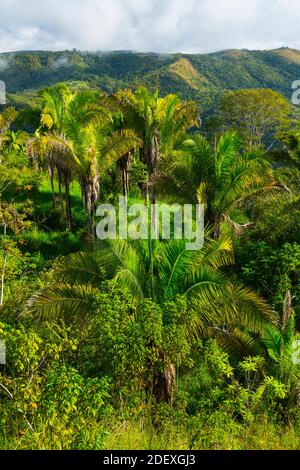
[1, 48, 300, 111]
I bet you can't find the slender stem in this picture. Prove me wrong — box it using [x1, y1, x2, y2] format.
[48, 163, 56, 209]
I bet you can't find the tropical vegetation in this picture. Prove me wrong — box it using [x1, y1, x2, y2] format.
[1, 74, 300, 450]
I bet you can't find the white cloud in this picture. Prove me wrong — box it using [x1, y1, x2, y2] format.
[0, 0, 299, 53]
[53, 55, 70, 68]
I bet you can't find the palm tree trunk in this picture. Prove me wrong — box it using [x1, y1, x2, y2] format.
[213, 214, 222, 240]
[149, 133, 160, 207]
[57, 166, 64, 215]
[147, 136, 160, 299]
[118, 151, 132, 202]
[122, 166, 128, 201]
[81, 175, 100, 236]
[48, 163, 56, 209]
[139, 147, 151, 201]
[80, 180, 87, 212]
[64, 172, 73, 230]
[87, 199, 94, 236]
[116, 161, 122, 189]
[151, 187, 157, 232]
[82, 183, 94, 236]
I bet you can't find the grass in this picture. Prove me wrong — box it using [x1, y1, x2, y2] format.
[3, 174, 87, 260]
[2, 414, 300, 450]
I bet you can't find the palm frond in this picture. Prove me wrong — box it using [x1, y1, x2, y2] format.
[210, 326, 264, 358]
[53, 251, 108, 286]
[25, 283, 97, 321]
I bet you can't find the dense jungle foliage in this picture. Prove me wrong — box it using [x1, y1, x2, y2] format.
[0, 73, 300, 449]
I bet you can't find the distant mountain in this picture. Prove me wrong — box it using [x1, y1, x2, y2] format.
[0, 48, 299, 113]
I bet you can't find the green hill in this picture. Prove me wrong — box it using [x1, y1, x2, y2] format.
[0, 48, 299, 112]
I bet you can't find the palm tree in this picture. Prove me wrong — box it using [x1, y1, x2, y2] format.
[39, 83, 73, 132]
[165, 131, 284, 239]
[25, 84, 74, 223]
[26, 85, 127, 231]
[262, 291, 300, 416]
[26, 234, 275, 403]
[111, 112, 136, 202]
[42, 118, 141, 234]
[42, 86, 113, 227]
[74, 124, 141, 235]
[113, 87, 200, 204]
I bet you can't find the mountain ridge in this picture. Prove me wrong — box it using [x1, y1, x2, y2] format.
[0, 48, 299, 112]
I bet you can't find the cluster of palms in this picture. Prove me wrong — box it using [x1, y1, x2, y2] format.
[21, 84, 200, 235]
[24, 84, 142, 232]
[7, 83, 281, 240]
[160, 131, 284, 238]
[0, 83, 292, 402]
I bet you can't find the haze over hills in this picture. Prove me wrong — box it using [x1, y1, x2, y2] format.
[0, 47, 299, 112]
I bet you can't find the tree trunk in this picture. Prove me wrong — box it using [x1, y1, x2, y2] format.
[149, 133, 160, 206]
[116, 160, 123, 189]
[153, 357, 176, 405]
[213, 214, 222, 240]
[48, 163, 56, 209]
[121, 161, 130, 204]
[118, 151, 132, 203]
[151, 187, 157, 220]
[57, 166, 64, 215]
[122, 166, 127, 200]
[64, 172, 73, 230]
[83, 183, 94, 236]
[81, 175, 100, 236]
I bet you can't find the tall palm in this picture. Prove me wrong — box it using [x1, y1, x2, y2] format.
[51, 86, 112, 217]
[27, 85, 117, 230]
[111, 112, 136, 202]
[113, 87, 200, 203]
[26, 234, 275, 403]
[165, 131, 283, 239]
[25, 84, 74, 221]
[73, 123, 141, 235]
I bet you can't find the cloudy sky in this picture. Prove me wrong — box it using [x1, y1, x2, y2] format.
[0, 0, 299, 54]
